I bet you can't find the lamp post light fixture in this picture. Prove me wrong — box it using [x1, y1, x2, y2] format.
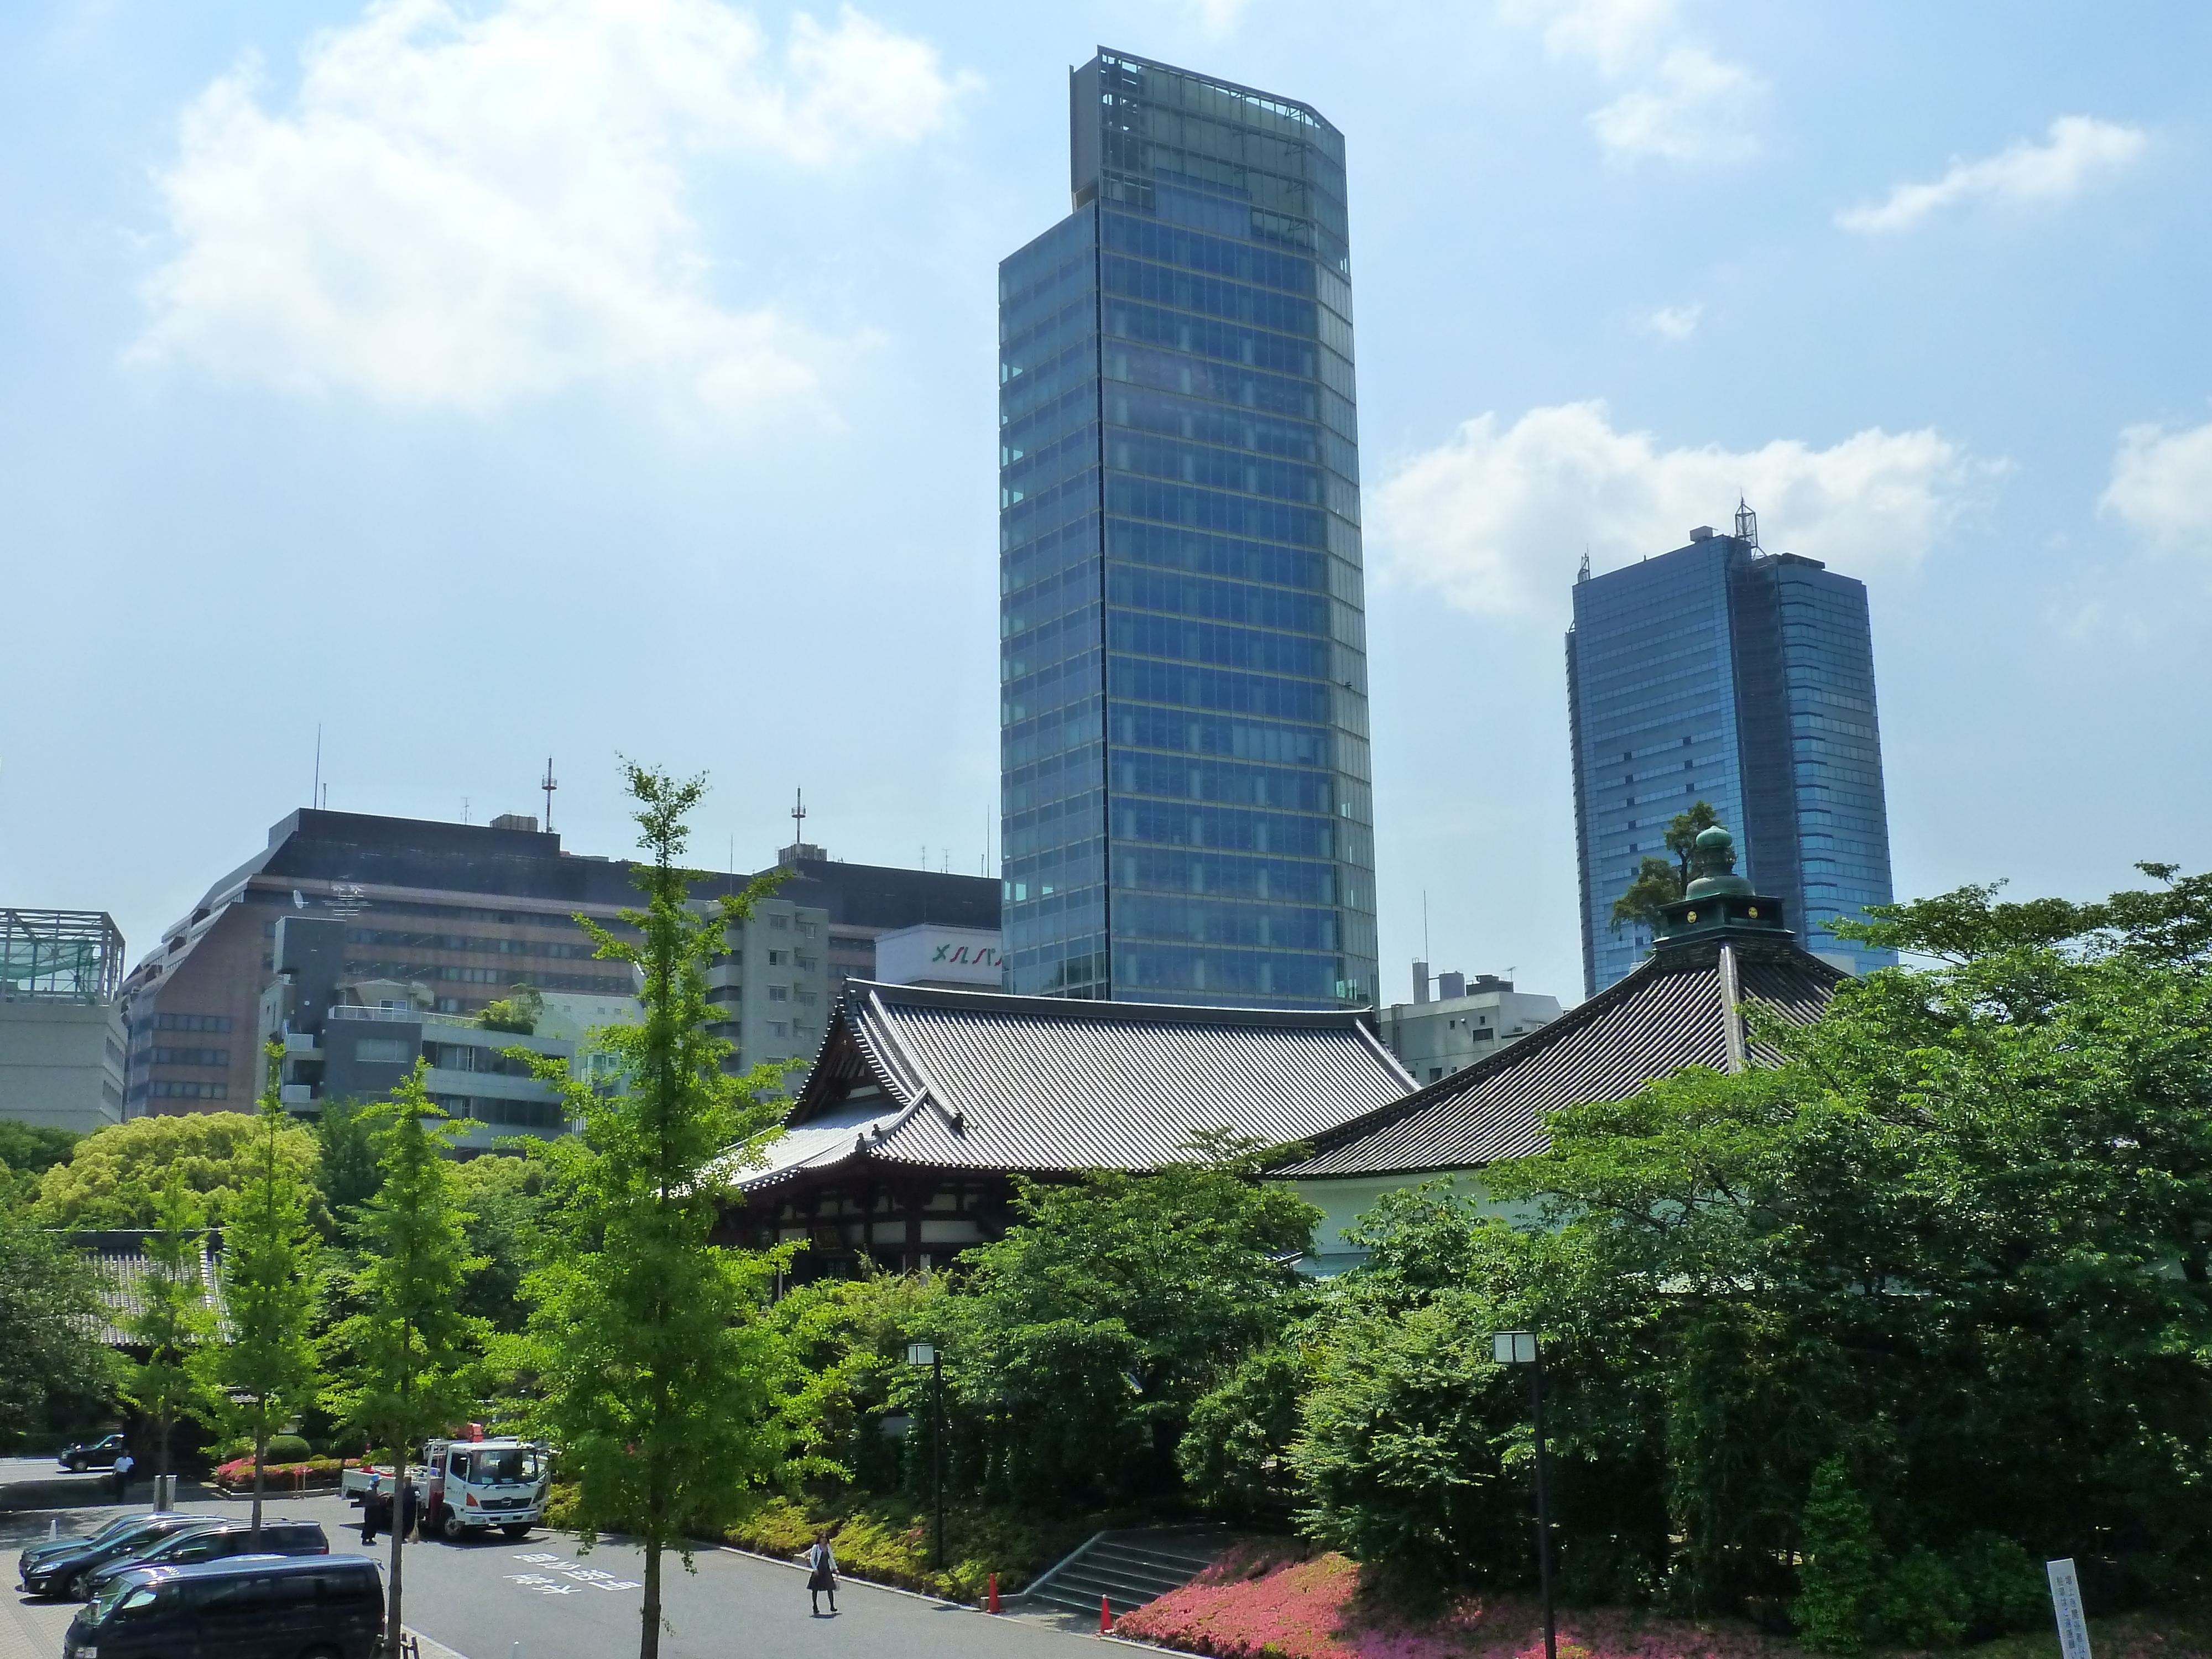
[905, 1343, 945, 1571]
[1491, 1331, 1556, 1659]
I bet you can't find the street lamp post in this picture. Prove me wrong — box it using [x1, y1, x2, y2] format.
[1493, 1331, 1556, 1659]
[905, 1343, 945, 1571]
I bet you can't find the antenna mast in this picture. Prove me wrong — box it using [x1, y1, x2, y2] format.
[791, 787, 807, 850]
[1735, 498, 1760, 549]
[541, 757, 558, 832]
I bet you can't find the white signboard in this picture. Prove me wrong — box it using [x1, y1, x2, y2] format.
[874, 925, 1004, 989]
[2047, 1558, 2093, 1659]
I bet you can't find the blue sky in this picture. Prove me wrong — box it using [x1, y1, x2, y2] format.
[3, 0, 2208, 1007]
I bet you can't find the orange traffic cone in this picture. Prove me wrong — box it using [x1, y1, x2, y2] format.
[1100, 1594, 1113, 1632]
[988, 1574, 1000, 1614]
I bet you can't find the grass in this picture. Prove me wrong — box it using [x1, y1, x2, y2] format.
[542, 1480, 1099, 1604]
[1112, 1543, 2212, 1659]
[718, 1489, 1098, 1604]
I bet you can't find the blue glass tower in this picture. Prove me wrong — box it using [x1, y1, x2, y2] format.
[1567, 506, 1897, 993]
[998, 49, 1376, 1009]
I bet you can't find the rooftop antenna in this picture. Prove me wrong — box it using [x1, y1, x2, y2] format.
[312, 724, 321, 810]
[791, 787, 806, 849]
[540, 757, 558, 832]
[1422, 890, 1430, 964]
[1735, 497, 1760, 549]
[463, 797, 470, 825]
[1576, 547, 1591, 583]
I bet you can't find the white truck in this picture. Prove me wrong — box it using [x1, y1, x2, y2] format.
[341, 1437, 552, 1541]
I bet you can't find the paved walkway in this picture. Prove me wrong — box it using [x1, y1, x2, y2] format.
[0, 1462, 1123, 1659]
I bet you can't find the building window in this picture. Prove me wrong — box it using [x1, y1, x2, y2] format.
[354, 1038, 411, 1064]
[767, 985, 789, 1002]
[767, 1020, 789, 1038]
[148, 1080, 228, 1100]
[149, 1046, 228, 1067]
[766, 950, 788, 967]
[154, 1013, 234, 1033]
[769, 914, 790, 930]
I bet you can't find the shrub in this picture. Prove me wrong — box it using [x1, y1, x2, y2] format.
[265, 1433, 312, 1463]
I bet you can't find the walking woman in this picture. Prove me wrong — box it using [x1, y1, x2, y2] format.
[805, 1531, 839, 1616]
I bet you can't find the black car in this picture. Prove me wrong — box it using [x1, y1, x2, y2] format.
[17, 1512, 148, 1575]
[64, 1554, 384, 1659]
[80, 1519, 329, 1600]
[18, 1514, 216, 1600]
[56, 1434, 128, 1472]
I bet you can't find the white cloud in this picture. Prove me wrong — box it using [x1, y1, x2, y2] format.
[1501, 1, 1761, 165]
[1505, 0, 1677, 75]
[1372, 401, 1971, 617]
[135, 0, 973, 415]
[1588, 45, 1762, 163]
[2102, 420, 2212, 557]
[1644, 302, 1702, 340]
[1838, 116, 2146, 234]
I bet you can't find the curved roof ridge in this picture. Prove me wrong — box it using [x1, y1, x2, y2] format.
[838, 978, 1378, 1031]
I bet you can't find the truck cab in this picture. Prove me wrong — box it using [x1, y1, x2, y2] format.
[420, 1439, 551, 1541]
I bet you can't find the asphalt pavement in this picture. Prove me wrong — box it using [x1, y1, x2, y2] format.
[0, 1458, 1113, 1659]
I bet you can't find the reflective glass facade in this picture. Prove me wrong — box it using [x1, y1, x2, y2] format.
[999, 49, 1376, 1009]
[1567, 530, 1896, 993]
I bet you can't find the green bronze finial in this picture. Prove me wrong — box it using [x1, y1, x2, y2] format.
[1683, 824, 1753, 899]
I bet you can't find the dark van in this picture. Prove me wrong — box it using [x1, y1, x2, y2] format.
[63, 1554, 384, 1659]
[79, 1518, 328, 1599]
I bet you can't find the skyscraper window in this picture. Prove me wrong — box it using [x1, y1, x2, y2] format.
[998, 49, 1376, 1009]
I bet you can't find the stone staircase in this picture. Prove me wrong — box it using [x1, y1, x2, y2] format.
[1012, 1526, 1230, 1624]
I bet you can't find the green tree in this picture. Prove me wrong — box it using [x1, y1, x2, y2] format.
[122, 1170, 217, 1479]
[195, 1046, 321, 1542]
[324, 1061, 488, 1648]
[35, 1112, 321, 1229]
[450, 1154, 560, 1334]
[947, 1133, 1318, 1509]
[1608, 800, 1721, 933]
[516, 764, 799, 1659]
[0, 1121, 81, 1206]
[312, 1095, 385, 1225]
[0, 1204, 113, 1449]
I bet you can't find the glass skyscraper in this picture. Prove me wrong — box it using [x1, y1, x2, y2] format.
[1567, 507, 1897, 993]
[998, 49, 1376, 1009]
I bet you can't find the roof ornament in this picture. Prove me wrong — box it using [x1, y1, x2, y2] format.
[1683, 825, 1754, 900]
[1734, 497, 1760, 549]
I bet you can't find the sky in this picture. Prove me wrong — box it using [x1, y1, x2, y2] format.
[3, 0, 2209, 1009]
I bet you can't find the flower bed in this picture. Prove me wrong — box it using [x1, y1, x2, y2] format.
[1113, 1546, 2212, 1659]
[211, 1454, 348, 1494]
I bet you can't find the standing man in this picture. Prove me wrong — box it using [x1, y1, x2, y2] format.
[111, 1447, 135, 1503]
[360, 1470, 383, 1546]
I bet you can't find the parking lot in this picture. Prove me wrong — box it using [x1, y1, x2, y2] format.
[2, 1459, 1106, 1659]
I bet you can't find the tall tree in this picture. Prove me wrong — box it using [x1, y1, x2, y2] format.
[195, 1044, 321, 1543]
[1609, 799, 1722, 933]
[123, 1170, 216, 1480]
[950, 1132, 1319, 1509]
[519, 764, 798, 1659]
[324, 1061, 487, 1651]
[0, 1204, 113, 1449]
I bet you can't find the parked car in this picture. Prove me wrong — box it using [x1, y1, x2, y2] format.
[17, 1512, 150, 1576]
[56, 1434, 128, 1472]
[63, 1554, 384, 1659]
[80, 1519, 329, 1600]
[18, 1515, 216, 1600]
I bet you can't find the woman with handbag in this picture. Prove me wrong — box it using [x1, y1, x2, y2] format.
[805, 1530, 839, 1616]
